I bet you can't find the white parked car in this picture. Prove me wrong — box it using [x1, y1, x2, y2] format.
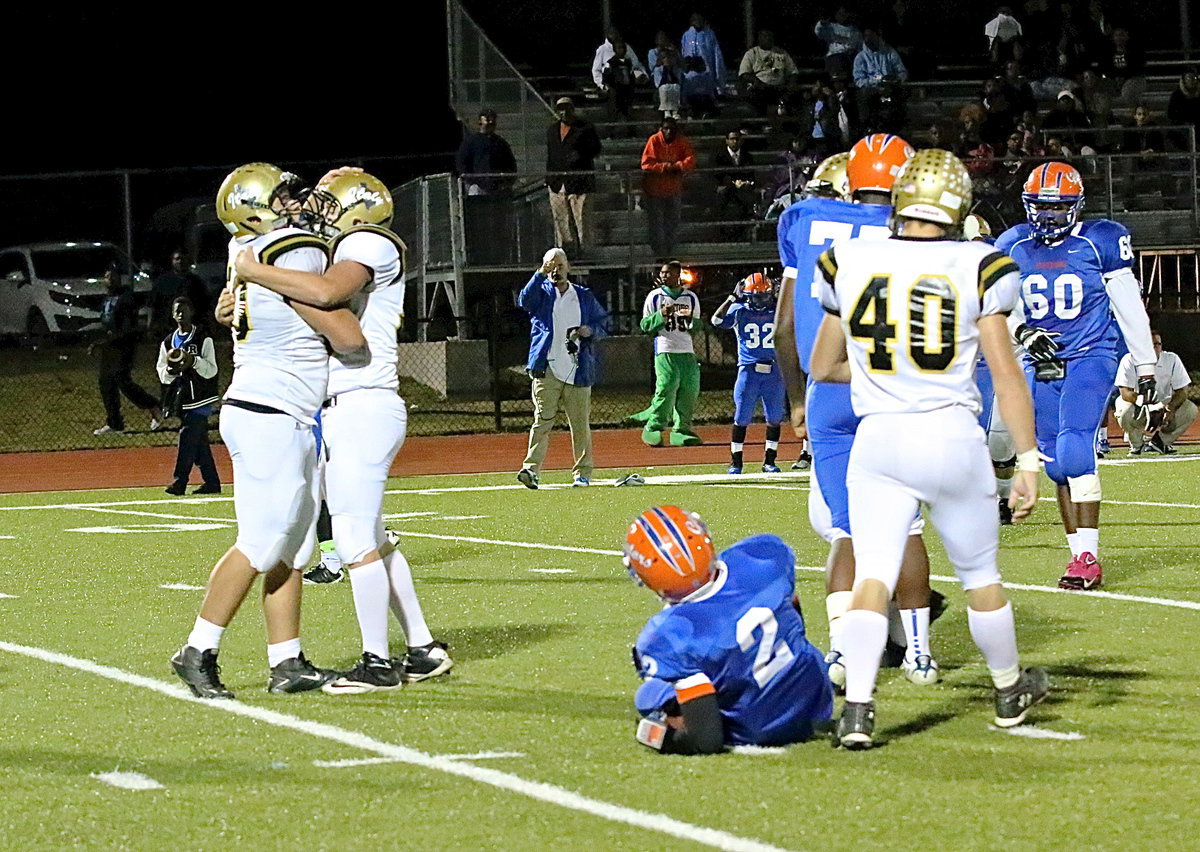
[0, 242, 151, 335]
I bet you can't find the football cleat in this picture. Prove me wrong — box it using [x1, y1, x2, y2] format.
[517, 468, 539, 490]
[1059, 553, 1102, 590]
[761, 463, 781, 473]
[401, 641, 453, 683]
[1150, 434, 1177, 455]
[323, 652, 402, 695]
[624, 506, 716, 602]
[834, 700, 875, 749]
[614, 473, 646, 487]
[572, 475, 591, 487]
[171, 646, 234, 700]
[267, 654, 338, 694]
[791, 451, 812, 471]
[998, 497, 1013, 526]
[824, 650, 846, 693]
[727, 463, 743, 475]
[303, 564, 343, 585]
[902, 654, 940, 685]
[993, 666, 1049, 728]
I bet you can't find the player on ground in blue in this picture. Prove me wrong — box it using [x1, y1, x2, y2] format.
[995, 162, 1158, 590]
[625, 505, 833, 754]
[711, 272, 786, 474]
[774, 136, 941, 688]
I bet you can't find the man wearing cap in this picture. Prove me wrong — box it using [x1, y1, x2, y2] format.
[545, 98, 604, 256]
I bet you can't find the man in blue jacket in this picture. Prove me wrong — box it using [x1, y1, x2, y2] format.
[517, 248, 609, 488]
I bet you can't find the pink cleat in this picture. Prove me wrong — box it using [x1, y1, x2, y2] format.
[1059, 553, 1102, 590]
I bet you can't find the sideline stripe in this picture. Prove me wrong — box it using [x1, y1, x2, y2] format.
[91, 771, 164, 790]
[0, 641, 793, 852]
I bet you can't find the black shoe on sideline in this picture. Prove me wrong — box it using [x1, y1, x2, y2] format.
[267, 654, 337, 694]
[193, 483, 222, 495]
[323, 652, 403, 695]
[171, 646, 234, 700]
[400, 641, 454, 683]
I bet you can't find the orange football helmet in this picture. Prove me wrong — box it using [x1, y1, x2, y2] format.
[739, 272, 775, 310]
[624, 506, 716, 602]
[1022, 161, 1085, 241]
[846, 134, 915, 196]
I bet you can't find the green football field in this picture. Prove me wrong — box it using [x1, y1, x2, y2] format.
[2, 455, 1199, 851]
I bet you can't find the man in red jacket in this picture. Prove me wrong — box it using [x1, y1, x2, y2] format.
[641, 117, 696, 259]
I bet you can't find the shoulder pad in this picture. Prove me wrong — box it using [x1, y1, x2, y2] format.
[259, 232, 329, 267]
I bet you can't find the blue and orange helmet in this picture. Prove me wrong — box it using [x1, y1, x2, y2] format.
[847, 133, 915, 196]
[740, 272, 775, 310]
[1022, 162, 1085, 242]
[624, 506, 716, 603]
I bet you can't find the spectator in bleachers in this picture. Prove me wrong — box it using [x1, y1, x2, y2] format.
[924, 121, 953, 149]
[984, 6, 1025, 66]
[1016, 109, 1046, 154]
[1121, 104, 1167, 203]
[1166, 70, 1200, 150]
[1042, 90, 1092, 141]
[641, 117, 696, 259]
[711, 129, 758, 237]
[592, 28, 649, 91]
[600, 39, 643, 131]
[814, 6, 862, 81]
[681, 13, 729, 104]
[545, 97, 603, 257]
[1055, 2, 1088, 76]
[768, 134, 817, 209]
[797, 78, 845, 158]
[852, 28, 908, 134]
[955, 104, 997, 177]
[1044, 134, 1075, 158]
[456, 109, 517, 196]
[648, 32, 683, 120]
[1001, 60, 1037, 116]
[1077, 69, 1114, 140]
[981, 77, 1020, 147]
[1097, 28, 1146, 107]
[738, 30, 800, 116]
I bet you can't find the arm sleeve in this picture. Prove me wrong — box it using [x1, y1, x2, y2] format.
[155, 342, 171, 385]
[1104, 267, 1156, 370]
[738, 50, 754, 77]
[815, 248, 840, 315]
[890, 49, 908, 82]
[852, 52, 869, 87]
[194, 336, 218, 380]
[1115, 353, 1136, 388]
[679, 139, 697, 172]
[591, 47, 606, 87]
[978, 251, 1022, 315]
[1169, 354, 1191, 390]
[777, 209, 799, 279]
[630, 48, 649, 78]
[712, 303, 738, 329]
[660, 682, 724, 755]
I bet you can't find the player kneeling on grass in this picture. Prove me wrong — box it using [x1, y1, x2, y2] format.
[625, 506, 833, 754]
[810, 149, 1048, 749]
[711, 272, 786, 474]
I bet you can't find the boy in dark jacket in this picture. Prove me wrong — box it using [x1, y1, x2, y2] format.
[156, 297, 221, 495]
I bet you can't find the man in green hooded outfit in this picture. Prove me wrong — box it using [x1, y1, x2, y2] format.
[639, 260, 703, 446]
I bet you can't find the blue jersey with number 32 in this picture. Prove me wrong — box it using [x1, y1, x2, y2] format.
[714, 303, 777, 365]
[633, 534, 832, 746]
[994, 219, 1134, 360]
[777, 197, 892, 373]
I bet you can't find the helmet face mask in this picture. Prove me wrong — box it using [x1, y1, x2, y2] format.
[1022, 162, 1085, 242]
[624, 506, 717, 603]
[805, 152, 850, 201]
[217, 163, 304, 239]
[741, 272, 775, 310]
[316, 171, 395, 235]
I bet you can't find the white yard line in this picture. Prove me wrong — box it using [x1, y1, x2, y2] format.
[0, 640, 792, 852]
[159, 584, 204, 591]
[315, 751, 526, 769]
[988, 725, 1085, 741]
[0, 593, 18, 599]
[91, 771, 164, 791]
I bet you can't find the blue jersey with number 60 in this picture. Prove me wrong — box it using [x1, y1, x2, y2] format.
[633, 534, 832, 746]
[777, 196, 892, 373]
[994, 219, 1133, 361]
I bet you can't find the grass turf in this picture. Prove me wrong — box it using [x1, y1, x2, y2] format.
[1, 456, 1199, 850]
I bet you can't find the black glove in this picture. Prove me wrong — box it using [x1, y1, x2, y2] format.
[1135, 375, 1158, 408]
[1014, 324, 1061, 362]
[731, 282, 746, 303]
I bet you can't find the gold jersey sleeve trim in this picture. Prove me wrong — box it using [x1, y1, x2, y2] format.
[260, 234, 330, 267]
[978, 251, 1019, 297]
[332, 224, 408, 277]
[816, 248, 838, 286]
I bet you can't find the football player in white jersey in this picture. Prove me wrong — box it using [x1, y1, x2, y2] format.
[172, 163, 369, 700]
[810, 149, 1049, 748]
[235, 168, 451, 693]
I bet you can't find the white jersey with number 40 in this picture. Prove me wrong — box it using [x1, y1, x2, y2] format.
[817, 237, 1021, 418]
[225, 228, 330, 424]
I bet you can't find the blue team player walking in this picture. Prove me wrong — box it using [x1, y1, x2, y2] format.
[624, 505, 833, 754]
[995, 163, 1158, 590]
[711, 272, 787, 474]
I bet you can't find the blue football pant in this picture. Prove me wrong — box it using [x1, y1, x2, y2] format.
[1027, 355, 1118, 485]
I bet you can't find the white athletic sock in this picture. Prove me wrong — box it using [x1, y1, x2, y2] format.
[1066, 532, 1082, 557]
[900, 607, 931, 662]
[730, 442, 745, 453]
[385, 549, 434, 648]
[1076, 527, 1099, 557]
[267, 637, 301, 668]
[765, 440, 779, 451]
[348, 558, 391, 659]
[841, 609, 889, 704]
[825, 590, 853, 654]
[996, 477, 1013, 500]
[967, 603, 1020, 689]
[886, 601, 907, 647]
[187, 617, 225, 653]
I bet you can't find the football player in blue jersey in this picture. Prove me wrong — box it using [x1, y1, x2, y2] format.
[995, 162, 1158, 590]
[774, 135, 942, 688]
[625, 505, 833, 753]
[711, 272, 786, 474]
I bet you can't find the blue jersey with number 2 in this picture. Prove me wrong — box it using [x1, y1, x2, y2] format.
[777, 196, 892, 373]
[633, 534, 832, 746]
[994, 219, 1133, 360]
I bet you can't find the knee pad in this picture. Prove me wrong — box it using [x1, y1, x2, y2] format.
[332, 514, 383, 566]
[992, 455, 1016, 474]
[1068, 473, 1102, 503]
[236, 535, 291, 575]
[1058, 430, 1098, 479]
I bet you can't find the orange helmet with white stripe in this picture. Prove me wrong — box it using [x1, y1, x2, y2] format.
[846, 134, 915, 196]
[624, 506, 716, 602]
[739, 272, 775, 310]
[1022, 161, 1085, 242]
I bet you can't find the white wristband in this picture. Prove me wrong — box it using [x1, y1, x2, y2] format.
[1015, 449, 1040, 473]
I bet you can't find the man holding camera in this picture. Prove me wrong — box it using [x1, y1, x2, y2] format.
[516, 248, 609, 489]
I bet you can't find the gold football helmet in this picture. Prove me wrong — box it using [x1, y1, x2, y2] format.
[805, 152, 850, 201]
[215, 163, 304, 238]
[310, 171, 394, 236]
[891, 149, 972, 229]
